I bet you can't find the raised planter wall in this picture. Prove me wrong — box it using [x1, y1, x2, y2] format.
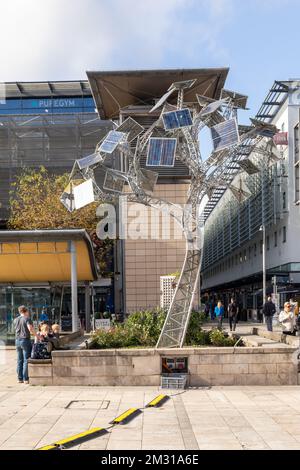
[28, 346, 299, 386]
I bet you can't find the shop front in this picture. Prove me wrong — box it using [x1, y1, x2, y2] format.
[0, 229, 100, 344]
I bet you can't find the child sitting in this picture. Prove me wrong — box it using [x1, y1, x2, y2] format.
[31, 323, 53, 360]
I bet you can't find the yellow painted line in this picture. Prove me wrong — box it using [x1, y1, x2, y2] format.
[110, 408, 141, 424]
[146, 394, 170, 408]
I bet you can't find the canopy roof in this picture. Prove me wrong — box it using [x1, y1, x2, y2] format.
[87, 68, 229, 119]
[0, 230, 98, 283]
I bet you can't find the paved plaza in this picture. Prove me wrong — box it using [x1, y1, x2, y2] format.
[0, 349, 299, 450]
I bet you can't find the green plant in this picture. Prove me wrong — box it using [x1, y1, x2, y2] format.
[209, 329, 237, 347]
[185, 310, 206, 345]
[92, 308, 167, 349]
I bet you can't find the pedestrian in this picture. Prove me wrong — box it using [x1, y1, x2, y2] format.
[214, 301, 224, 329]
[228, 298, 239, 332]
[39, 307, 49, 322]
[13, 306, 36, 384]
[262, 296, 276, 332]
[209, 299, 215, 321]
[204, 302, 210, 319]
[279, 302, 295, 335]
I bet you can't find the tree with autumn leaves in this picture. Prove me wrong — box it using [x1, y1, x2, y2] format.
[8, 167, 113, 276]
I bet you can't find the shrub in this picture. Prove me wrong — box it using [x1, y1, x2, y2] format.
[209, 329, 237, 347]
[92, 308, 167, 349]
[185, 311, 208, 345]
[91, 308, 242, 349]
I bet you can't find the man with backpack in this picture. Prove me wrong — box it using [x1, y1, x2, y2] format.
[262, 296, 276, 332]
[228, 298, 239, 332]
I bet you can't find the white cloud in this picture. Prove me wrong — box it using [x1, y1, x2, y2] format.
[0, 0, 234, 81]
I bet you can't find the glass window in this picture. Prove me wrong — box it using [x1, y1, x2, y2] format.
[283, 191, 287, 210]
[283, 226, 287, 243]
[274, 231, 278, 247]
[266, 236, 270, 251]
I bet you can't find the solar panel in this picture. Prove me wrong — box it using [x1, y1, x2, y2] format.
[229, 181, 251, 203]
[139, 168, 158, 193]
[169, 79, 197, 90]
[149, 88, 176, 113]
[238, 159, 260, 175]
[76, 152, 102, 170]
[196, 94, 215, 108]
[73, 179, 95, 210]
[211, 118, 240, 152]
[221, 89, 248, 109]
[200, 98, 227, 117]
[116, 117, 144, 143]
[250, 119, 278, 138]
[99, 130, 127, 154]
[60, 184, 75, 212]
[103, 170, 125, 193]
[162, 108, 193, 130]
[60, 195, 73, 212]
[146, 138, 177, 167]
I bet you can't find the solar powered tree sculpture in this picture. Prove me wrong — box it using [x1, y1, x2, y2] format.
[61, 79, 280, 348]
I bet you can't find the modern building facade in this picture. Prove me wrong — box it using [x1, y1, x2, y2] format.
[0, 81, 114, 327]
[201, 80, 300, 318]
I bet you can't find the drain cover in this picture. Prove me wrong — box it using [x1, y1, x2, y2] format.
[66, 400, 110, 410]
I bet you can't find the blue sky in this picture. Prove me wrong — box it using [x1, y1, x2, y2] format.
[1, 0, 300, 122]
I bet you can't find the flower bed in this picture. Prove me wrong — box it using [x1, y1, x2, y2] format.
[91, 309, 241, 349]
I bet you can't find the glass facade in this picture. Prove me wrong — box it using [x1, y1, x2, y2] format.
[0, 284, 113, 344]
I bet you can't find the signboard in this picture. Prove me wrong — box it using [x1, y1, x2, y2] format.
[273, 132, 288, 146]
[95, 319, 111, 331]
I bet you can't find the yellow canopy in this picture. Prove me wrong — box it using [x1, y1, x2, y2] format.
[0, 230, 97, 283]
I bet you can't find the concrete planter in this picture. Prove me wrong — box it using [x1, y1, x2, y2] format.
[28, 346, 299, 386]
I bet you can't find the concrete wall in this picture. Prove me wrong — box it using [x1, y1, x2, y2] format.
[29, 346, 298, 386]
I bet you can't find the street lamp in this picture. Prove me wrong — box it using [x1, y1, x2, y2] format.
[259, 224, 266, 321]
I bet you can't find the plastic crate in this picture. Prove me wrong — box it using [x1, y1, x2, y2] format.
[161, 373, 188, 389]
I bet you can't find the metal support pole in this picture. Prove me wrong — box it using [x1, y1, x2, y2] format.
[70, 240, 78, 332]
[260, 224, 266, 323]
[85, 281, 91, 333]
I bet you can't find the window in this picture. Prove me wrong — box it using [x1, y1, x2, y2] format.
[266, 236, 270, 251]
[294, 124, 300, 203]
[283, 192, 287, 210]
[254, 243, 257, 257]
[260, 240, 263, 254]
[274, 231, 278, 247]
[283, 226, 287, 243]
[248, 246, 252, 260]
[239, 252, 243, 263]
[244, 250, 247, 261]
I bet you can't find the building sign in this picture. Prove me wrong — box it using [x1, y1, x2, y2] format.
[95, 319, 111, 330]
[273, 132, 288, 146]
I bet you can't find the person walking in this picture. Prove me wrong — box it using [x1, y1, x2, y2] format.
[13, 306, 36, 384]
[228, 298, 239, 332]
[214, 301, 224, 329]
[262, 296, 276, 332]
[279, 302, 295, 335]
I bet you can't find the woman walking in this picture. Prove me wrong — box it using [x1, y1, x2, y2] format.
[214, 301, 225, 330]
